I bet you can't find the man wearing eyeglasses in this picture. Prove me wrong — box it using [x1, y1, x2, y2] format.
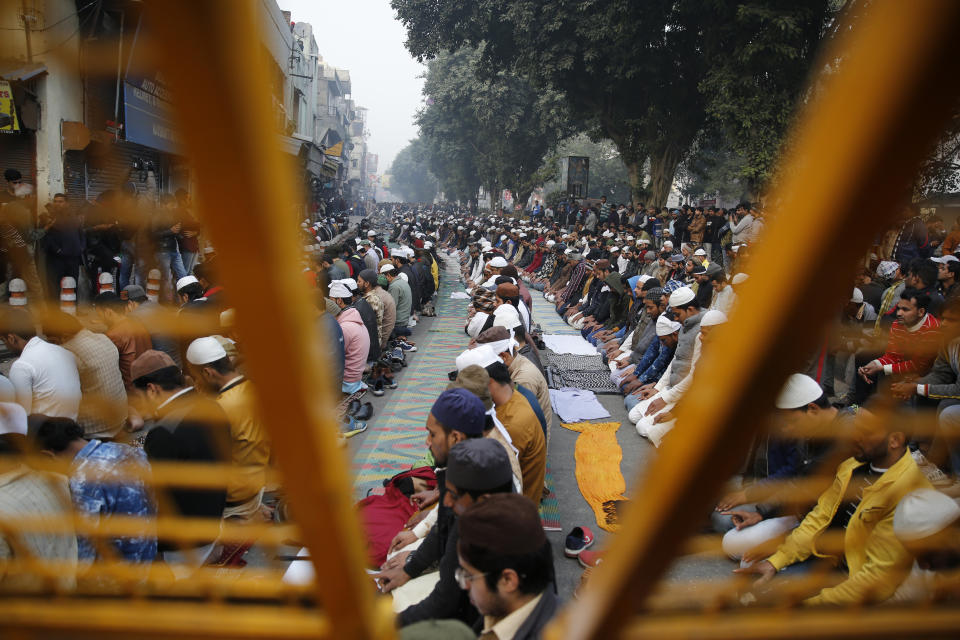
[457, 493, 557, 640]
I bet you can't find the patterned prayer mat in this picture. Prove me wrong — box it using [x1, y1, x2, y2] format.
[561, 421, 628, 532]
[548, 368, 621, 394]
[545, 353, 605, 371]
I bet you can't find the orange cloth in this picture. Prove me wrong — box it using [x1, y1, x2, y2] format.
[562, 421, 627, 532]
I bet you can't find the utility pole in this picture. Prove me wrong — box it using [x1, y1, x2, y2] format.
[20, 0, 35, 62]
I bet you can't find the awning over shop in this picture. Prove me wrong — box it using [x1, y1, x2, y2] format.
[0, 61, 47, 82]
[280, 136, 331, 178]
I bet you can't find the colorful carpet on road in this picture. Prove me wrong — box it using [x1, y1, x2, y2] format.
[353, 252, 561, 529]
[528, 287, 580, 335]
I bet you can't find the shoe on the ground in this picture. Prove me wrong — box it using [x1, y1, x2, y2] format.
[346, 399, 362, 415]
[353, 402, 374, 421]
[409, 318, 417, 327]
[578, 548, 604, 569]
[391, 347, 404, 362]
[398, 341, 417, 352]
[384, 378, 398, 390]
[341, 416, 368, 438]
[371, 378, 385, 397]
[564, 526, 595, 558]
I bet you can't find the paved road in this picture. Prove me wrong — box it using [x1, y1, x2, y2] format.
[347, 249, 735, 604]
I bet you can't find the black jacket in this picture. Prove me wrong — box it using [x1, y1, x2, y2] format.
[144, 388, 231, 547]
[399, 468, 479, 628]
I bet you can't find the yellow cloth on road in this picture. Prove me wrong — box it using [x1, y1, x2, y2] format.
[562, 421, 627, 532]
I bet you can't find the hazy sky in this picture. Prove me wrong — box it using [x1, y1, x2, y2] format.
[283, 0, 425, 173]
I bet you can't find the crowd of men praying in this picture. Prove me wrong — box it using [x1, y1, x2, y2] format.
[1, 178, 960, 638]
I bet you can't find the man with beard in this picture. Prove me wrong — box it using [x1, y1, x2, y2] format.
[736, 412, 932, 605]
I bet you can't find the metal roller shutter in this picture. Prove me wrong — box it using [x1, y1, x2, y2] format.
[0, 132, 36, 185]
[63, 150, 87, 204]
[83, 140, 163, 202]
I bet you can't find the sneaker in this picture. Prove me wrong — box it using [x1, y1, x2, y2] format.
[391, 347, 404, 362]
[578, 549, 603, 569]
[398, 341, 417, 352]
[371, 378, 385, 397]
[341, 416, 368, 438]
[409, 318, 417, 327]
[564, 526, 595, 558]
[384, 378, 398, 390]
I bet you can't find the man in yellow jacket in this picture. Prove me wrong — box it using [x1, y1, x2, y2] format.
[737, 412, 931, 605]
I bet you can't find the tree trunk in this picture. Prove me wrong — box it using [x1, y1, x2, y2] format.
[625, 158, 647, 208]
[648, 142, 684, 209]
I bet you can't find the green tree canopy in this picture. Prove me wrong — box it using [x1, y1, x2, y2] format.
[416, 48, 573, 211]
[392, 0, 837, 206]
[387, 138, 437, 203]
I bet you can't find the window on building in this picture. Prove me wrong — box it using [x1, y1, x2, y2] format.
[352, 159, 358, 169]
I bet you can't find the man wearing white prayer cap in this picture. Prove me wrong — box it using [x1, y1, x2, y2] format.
[455, 345, 502, 372]
[185, 337, 271, 523]
[894, 489, 960, 573]
[628, 288, 704, 446]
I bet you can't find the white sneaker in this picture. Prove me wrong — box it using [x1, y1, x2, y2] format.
[409, 318, 417, 327]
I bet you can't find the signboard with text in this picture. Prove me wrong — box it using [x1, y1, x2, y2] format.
[0, 80, 21, 133]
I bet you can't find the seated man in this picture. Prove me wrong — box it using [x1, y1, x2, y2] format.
[457, 493, 558, 638]
[627, 288, 702, 433]
[35, 416, 157, 563]
[855, 288, 940, 405]
[633, 309, 726, 447]
[0, 403, 78, 592]
[377, 391, 508, 628]
[891, 488, 960, 600]
[736, 413, 932, 605]
[622, 315, 680, 413]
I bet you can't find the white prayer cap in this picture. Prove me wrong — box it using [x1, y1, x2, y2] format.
[399, 272, 408, 282]
[663, 240, 674, 249]
[456, 345, 502, 372]
[492, 305, 522, 330]
[457, 225, 464, 230]
[564, 248, 573, 255]
[379, 264, 395, 274]
[638, 275, 652, 284]
[518, 233, 527, 238]
[668, 286, 696, 307]
[732, 273, 750, 285]
[628, 236, 637, 241]
[851, 287, 864, 304]
[638, 237, 649, 244]
[0, 402, 27, 435]
[424, 241, 433, 249]
[694, 248, 706, 257]
[602, 231, 613, 238]
[500, 235, 507, 241]
[329, 281, 351, 298]
[700, 310, 728, 327]
[186, 336, 228, 366]
[367, 230, 376, 236]
[894, 489, 960, 542]
[546, 240, 556, 248]
[775, 373, 824, 410]
[176, 275, 200, 291]
[609, 247, 620, 253]
[656, 315, 682, 337]
[339, 278, 358, 291]
[488, 256, 508, 268]
[466, 313, 490, 339]
[944, 255, 959, 263]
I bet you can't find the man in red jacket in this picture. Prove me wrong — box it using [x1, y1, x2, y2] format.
[855, 287, 940, 404]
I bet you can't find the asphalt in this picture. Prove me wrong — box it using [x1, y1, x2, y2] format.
[346, 249, 736, 605]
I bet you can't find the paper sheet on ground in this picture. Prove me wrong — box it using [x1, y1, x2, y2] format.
[542, 334, 599, 356]
[450, 291, 471, 299]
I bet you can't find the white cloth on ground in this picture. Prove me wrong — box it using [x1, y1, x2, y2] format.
[549, 387, 611, 422]
[543, 334, 598, 356]
[450, 291, 471, 299]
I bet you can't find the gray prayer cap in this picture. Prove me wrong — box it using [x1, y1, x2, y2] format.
[447, 438, 513, 493]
